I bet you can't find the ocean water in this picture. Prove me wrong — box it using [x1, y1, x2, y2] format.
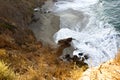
[48, 0, 120, 67]
[102, 0, 120, 31]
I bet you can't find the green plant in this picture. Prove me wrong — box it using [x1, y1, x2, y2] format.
[0, 23, 15, 30]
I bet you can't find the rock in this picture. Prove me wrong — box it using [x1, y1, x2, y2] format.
[29, 12, 60, 46]
[56, 38, 73, 57]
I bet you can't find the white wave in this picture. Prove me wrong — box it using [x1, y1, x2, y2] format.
[54, 28, 118, 67]
[51, 0, 120, 67]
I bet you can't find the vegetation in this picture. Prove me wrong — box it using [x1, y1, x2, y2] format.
[0, 44, 120, 80]
[0, 22, 15, 31]
[0, 47, 87, 80]
[80, 52, 120, 80]
[0, 61, 16, 80]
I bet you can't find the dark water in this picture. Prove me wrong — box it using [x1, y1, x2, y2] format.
[102, 0, 120, 31]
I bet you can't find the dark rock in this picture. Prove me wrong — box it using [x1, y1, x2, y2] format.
[84, 55, 89, 60]
[78, 53, 83, 56]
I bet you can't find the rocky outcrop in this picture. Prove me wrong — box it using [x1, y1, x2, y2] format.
[29, 12, 60, 46]
[28, 0, 60, 46]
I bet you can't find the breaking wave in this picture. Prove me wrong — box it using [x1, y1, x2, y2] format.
[51, 0, 120, 67]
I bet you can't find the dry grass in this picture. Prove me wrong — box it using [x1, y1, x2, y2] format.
[1, 45, 120, 80]
[2, 45, 120, 80]
[18, 47, 87, 80]
[0, 49, 6, 56]
[0, 47, 87, 80]
[115, 52, 120, 65]
[80, 52, 120, 80]
[0, 61, 16, 80]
